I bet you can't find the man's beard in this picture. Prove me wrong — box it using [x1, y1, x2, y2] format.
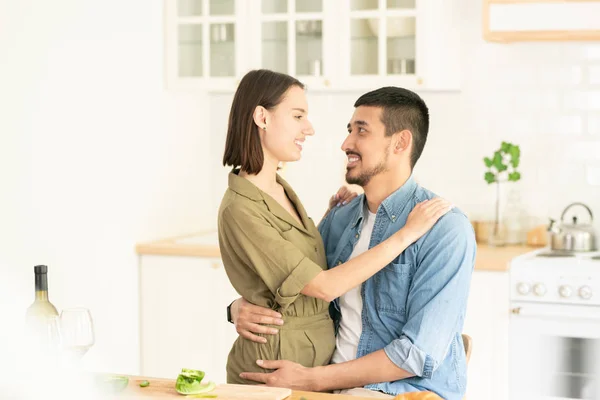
[345, 149, 389, 187]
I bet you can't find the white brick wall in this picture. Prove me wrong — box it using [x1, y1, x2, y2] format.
[589, 65, 600, 85]
[590, 115, 600, 135]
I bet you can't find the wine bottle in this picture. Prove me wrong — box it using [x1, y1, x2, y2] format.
[23, 265, 62, 367]
[25, 265, 58, 319]
[25, 265, 60, 358]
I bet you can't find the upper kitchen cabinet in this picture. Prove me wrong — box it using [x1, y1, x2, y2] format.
[246, 0, 328, 89]
[165, 0, 246, 90]
[334, 0, 460, 91]
[484, 0, 600, 43]
[164, 0, 461, 91]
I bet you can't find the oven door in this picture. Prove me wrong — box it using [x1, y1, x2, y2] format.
[509, 302, 600, 400]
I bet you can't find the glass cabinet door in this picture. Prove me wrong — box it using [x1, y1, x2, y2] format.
[262, 20, 288, 73]
[167, 0, 459, 91]
[260, 0, 324, 78]
[349, 0, 416, 78]
[169, 0, 238, 85]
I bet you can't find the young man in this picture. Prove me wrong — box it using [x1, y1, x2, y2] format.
[229, 87, 476, 400]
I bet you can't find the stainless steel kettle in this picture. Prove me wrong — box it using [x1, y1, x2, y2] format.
[548, 202, 597, 252]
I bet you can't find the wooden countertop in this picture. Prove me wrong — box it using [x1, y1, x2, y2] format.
[474, 243, 537, 272]
[136, 231, 221, 258]
[114, 375, 441, 399]
[136, 231, 537, 272]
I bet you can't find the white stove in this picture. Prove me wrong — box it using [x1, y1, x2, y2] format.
[510, 248, 600, 307]
[508, 248, 600, 400]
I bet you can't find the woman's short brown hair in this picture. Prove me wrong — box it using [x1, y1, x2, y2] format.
[222, 69, 304, 174]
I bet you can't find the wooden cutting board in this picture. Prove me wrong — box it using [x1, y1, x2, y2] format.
[117, 376, 291, 400]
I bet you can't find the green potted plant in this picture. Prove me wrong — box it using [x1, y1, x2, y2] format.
[484, 141, 521, 245]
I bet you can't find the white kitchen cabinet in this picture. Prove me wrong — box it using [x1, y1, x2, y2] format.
[165, 0, 246, 91]
[165, 0, 460, 91]
[483, 0, 600, 43]
[463, 270, 510, 400]
[333, 0, 460, 91]
[246, 0, 328, 90]
[139, 254, 239, 384]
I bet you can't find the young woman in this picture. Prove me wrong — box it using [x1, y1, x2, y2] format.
[218, 69, 451, 384]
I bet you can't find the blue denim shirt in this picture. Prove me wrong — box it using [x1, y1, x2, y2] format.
[318, 176, 476, 400]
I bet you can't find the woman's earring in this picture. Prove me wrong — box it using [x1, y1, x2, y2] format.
[263, 126, 267, 131]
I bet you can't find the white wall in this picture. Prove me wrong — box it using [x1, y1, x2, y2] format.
[0, 0, 214, 375]
[1, 0, 599, 378]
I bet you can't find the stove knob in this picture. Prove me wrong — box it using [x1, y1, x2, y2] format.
[533, 283, 546, 297]
[559, 285, 573, 298]
[517, 282, 531, 295]
[579, 286, 593, 300]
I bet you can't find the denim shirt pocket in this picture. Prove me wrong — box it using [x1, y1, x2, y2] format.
[373, 262, 413, 322]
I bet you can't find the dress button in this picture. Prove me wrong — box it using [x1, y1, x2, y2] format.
[355, 234, 359, 239]
[337, 261, 342, 265]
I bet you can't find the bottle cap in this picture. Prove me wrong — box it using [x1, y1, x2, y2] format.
[34, 265, 48, 274]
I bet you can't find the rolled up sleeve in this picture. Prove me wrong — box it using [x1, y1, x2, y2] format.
[219, 204, 324, 305]
[278, 257, 323, 297]
[383, 212, 476, 378]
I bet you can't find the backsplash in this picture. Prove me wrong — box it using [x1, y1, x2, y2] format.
[448, 0, 600, 234]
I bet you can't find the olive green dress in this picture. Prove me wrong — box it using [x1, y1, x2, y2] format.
[218, 170, 335, 384]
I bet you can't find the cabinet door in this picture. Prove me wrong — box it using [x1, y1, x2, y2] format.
[335, 0, 459, 91]
[165, 0, 245, 90]
[249, 0, 331, 89]
[165, 0, 459, 91]
[416, 0, 460, 91]
[463, 271, 510, 400]
[484, 0, 600, 42]
[139, 255, 239, 384]
[336, 0, 418, 89]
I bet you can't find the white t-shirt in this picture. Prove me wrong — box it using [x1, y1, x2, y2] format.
[331, 207, 376, 364]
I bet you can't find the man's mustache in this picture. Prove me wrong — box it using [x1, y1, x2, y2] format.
[345, 151, 361, 157]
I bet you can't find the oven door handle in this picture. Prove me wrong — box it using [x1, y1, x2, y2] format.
[511, 306, 600, 320]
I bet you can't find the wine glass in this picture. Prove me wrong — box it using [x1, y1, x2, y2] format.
[59, 308, 95, 361]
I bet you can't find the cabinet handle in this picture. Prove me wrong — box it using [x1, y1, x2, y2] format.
[211, 261, 220, 269]
[511, 307, 521, 314]
[417, 77, 423, 85]
[324, 79, 330, 87]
